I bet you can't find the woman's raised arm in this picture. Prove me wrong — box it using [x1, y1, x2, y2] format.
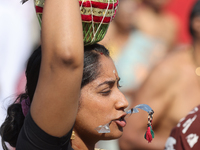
[30, 0, 84, 137]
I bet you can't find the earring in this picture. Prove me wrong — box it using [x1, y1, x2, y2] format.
[71, 131, 75, 140]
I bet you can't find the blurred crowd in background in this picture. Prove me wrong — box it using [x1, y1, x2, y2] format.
[0, 0, 199, 149]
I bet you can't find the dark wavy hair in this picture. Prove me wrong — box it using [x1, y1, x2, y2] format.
[0, 43, 109, 150]
[189, 0, 200, 39]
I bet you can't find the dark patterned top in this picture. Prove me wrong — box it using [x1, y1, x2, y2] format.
[165, 105, 200, 150]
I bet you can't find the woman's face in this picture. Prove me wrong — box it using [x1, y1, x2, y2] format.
[74, 55, 129, 141]
[113, 0, 138, 31]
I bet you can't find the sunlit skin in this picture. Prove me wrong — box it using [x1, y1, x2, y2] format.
[72, 55, 129, 150]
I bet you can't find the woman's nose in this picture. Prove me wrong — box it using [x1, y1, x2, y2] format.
[115, 91, 129, 110]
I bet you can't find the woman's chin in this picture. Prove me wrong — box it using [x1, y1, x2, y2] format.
[101, 130, 123, 140]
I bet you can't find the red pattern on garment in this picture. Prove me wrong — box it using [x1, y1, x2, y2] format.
[35, 1, 118, 23]
[35, 6, 43, 13]
[81, 14, 115, 23]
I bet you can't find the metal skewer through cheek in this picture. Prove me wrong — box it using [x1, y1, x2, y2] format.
[95, 104, 154, 133]
[95, 121, 112, 133]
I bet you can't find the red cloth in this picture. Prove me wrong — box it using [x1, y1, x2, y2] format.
[81, 14, 115, 23]
[35, 6, 43, 13]
[164, 0, 197, 44]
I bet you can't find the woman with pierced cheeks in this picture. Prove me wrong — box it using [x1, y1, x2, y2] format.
[1, 43, 129, 150]
[72, 46, 128, 150]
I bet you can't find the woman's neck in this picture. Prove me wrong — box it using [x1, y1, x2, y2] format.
[71, 133, 97, 150]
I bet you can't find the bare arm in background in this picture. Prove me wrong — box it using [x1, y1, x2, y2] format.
[119, 56, 177, 150]
[31, 0, 84, 137]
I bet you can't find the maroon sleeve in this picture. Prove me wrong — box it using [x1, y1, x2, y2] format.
[165, 105, 200, 150]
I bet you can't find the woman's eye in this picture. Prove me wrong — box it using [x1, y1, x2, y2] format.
[101, 90, 111, 95]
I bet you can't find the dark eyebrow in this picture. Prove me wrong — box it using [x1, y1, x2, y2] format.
[97, 77, 121, 88]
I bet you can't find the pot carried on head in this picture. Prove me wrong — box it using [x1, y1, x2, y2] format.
[34, 0, 118, 45]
